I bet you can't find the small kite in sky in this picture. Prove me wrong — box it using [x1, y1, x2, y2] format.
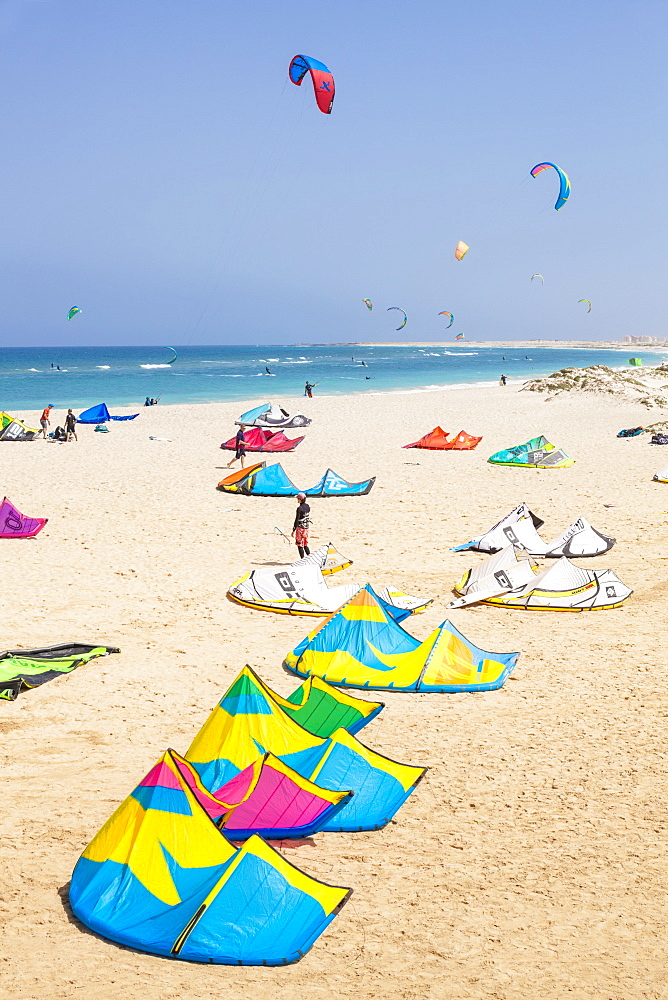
[387, 307, 407, 331]
[530, 162, 571, 210]
[289, 55, 335, 114]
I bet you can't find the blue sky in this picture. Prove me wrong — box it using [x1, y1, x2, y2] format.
[0, 0, 665, 345]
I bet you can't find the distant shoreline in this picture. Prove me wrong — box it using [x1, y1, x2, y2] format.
[324, 340, 668, 353]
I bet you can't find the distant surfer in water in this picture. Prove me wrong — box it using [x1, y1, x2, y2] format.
[265, 366, 272, 375]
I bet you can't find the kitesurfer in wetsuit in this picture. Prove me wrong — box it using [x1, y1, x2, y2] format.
[291, 493, 311, 558]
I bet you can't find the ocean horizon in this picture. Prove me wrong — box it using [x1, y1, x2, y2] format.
[1, 343, 664, 412]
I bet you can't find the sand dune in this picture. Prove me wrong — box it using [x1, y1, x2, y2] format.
[1, 384, 666, 999]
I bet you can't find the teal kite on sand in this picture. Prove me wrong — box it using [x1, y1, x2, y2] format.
[488, 436, 574, 469]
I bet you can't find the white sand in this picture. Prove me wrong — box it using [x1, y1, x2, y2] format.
[1, 385, 666, 999]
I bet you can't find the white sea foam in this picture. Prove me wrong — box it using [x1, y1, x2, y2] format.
[140, 363, 171, 369]
[96, 365, 111, 369]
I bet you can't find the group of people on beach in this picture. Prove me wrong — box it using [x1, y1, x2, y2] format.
[40, 405, 77, 441]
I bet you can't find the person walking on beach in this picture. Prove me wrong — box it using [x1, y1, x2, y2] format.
[226, 425, 247, 468]
[291, 493, 311, 558]
[40, 404, 53, 439]
[65, 408, 78, 441]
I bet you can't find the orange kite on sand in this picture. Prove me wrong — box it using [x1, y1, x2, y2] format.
[403, 427, 482, 450]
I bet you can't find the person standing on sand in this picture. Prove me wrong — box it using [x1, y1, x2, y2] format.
[291, 493, 311, 558]
[226, 424, 246, 468]
[65, 408, 78, 441]
[40, 404, 53, 439]
[500, 374, 507, 386]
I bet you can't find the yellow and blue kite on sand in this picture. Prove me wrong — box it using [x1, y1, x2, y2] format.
[487, 435, 574, 468]
[69, 748, 351, 964]
[284, 585, 518, 693]
[185, 667, 425, 833]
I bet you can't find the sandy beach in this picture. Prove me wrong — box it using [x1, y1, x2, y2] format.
[2, 383, 666, 1000]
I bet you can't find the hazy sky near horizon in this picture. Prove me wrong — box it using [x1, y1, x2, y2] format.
[0, 0, 666, 346]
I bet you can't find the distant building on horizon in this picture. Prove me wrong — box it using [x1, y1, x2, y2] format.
[622, 334, 667, 345]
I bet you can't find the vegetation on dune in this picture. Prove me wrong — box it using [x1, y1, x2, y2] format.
[521, 365, 668, 408]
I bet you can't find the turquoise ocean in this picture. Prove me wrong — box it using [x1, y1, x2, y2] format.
[1, 344, 661, 412]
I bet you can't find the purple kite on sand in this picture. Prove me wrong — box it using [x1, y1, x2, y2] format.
[0, 497, 47, 538]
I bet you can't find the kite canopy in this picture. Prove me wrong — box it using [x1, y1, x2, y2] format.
[455, 333, 465, 341]
[362, 299, 373, 310]
[220, 427, 304, 452]
[69, 746, 351, 965]
[530, 161, 571, 210]
[0, 497, 47, 539]
[403, 427, 482, 450]
[454, 241, 469, 260]
[77, 403, 139, 424]
[236, 403, 311, 428]
[289, 54, 335, 114]
[0, 643, 119, 701]
[290, 542, 353, 577]
[67, 306, 81, 320]
[487, 436, 574, 468]
[438, 311, 454, 328]
[452, 503, 615, 558]
[227, 562, 431, 618]
[278, 675, 383, 738]
[531, 274, 544, 284]
[217, 463, 375, 497]
[653, 467, 668, 483]
[167, 748, 352, 841]
[628, 358, 643, 366]
[0, 412, 39, 441]
[185, 666, 426, 833]
[387, 307, 407, 331]
[449, 546, 632, 611]
[284, 585, 518, 693]
[578, 298, 592, 313]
